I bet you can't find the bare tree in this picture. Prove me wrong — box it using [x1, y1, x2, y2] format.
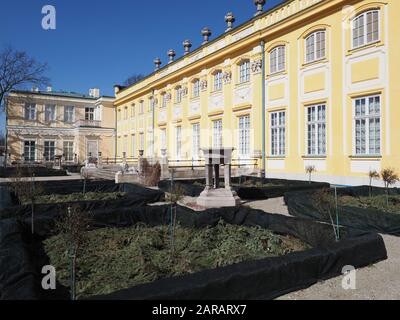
[57, 206, 92, 300]
[368, 169, 380, 198]
[123, 74, 144, 87]
[305, 165, 316, 184]
[0, 46, 49, 112]
[380, 168, 399, 206]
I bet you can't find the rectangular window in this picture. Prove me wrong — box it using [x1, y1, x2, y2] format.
[147, 133, 154, 157]
[64, 106, 75, 123]
[131, 105, 135, 118]
[139, 101, 144, 114]
[24, 104, 36, 121]
[24, 140, 36, 162]
[306, 31, 326, 63]
[149, 98, 155, 112]
[45, 105, 56, 122]
[354, 95, 381, 155]
[176, 87, 183, 104]
[123, 107, 128, 120]
[193, 80, 200, 98]
[85, 107, 95, 121]
[131, 134, 136, 157]
[214, 72, 223, 91]
[239, 61, 251, 83]
[238, 115, 251, 157]
[44, 141, 56, 161]
[192, 123, 200, 159]
[160, 129, 167, 151]
[307, 104, 327, 156]
[213, 120, 223, 148]
[270, 111, 285, 156]
[353, 10, 379, 48]
[162, 94, 168, 108]
[176, 126, 182, 159]
[63, 141, 74, 162]
[139, 133, 144, 152]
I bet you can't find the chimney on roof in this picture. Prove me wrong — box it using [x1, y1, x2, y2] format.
[89, 88, 100, 98]
[31, 86, 39, 92]
[225, 12, 236, 32]
[183, 40, 192, 55]
[254, 0, 266, 17]
[47, 86, 52, 92]
[167, 49, 176, 64]
[201, 27, 212, 45]
[154, 57, 162, 71]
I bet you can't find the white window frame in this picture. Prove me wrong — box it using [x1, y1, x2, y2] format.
[306, 104, 327, 156]
[353, 95, 381, 156]
[23, 140, 36, 162]
[149, 97, 155, 112]
[270, 46, 286, 74]
[161, 94, 168, 108]
[45, 105, 56, 122]
[305, 30, 326, 64]
[239, 60, 251, 84]
[175, 87, 183, 104]
[352, 10, 380, 49]
[63, 141, 74, 162]
[160, 129, 167, 151]
[131, 104, 135, 118]
[44, 140, 56, 161]
[64, 106, 75, 123]
[192, 80, 200, 98]
[131, 134, 136, 157]
[139, 133, 144, 151]
[213, 120, 223, 149]
[270, 111, 286, 156]
[213, 71, 223, 92]
[176, 126, 182, 159]
[24, 104, 36, 121]
[85, 107, 95, 121]
[139, 101, 144, 114]
[238, 115, 251, 157]
[192, 123, 200, 159]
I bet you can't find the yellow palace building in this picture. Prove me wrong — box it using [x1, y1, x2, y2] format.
[114, 0, 400, 186]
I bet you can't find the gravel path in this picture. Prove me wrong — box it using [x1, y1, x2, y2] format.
[245, 198, 400, 300]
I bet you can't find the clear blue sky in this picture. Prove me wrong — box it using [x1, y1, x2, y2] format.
[1, 0, 283, 129]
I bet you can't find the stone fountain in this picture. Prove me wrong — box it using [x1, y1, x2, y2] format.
[196, 148, 241, 208]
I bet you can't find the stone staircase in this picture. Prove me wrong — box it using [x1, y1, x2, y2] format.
[89, 165, 121, 181]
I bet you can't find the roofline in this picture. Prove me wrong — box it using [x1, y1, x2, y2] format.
[9, 90, 114, 102]
[115, 0, 291, 94]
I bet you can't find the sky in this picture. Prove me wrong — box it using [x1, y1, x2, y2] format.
[0, 0, 284, 129]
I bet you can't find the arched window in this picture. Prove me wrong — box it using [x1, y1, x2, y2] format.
[352, 10, 379, 49]
[192, 79, 200, 98]
[305, 30, 326, 63]
[270, 46, 285, 74]
[213, 70, 223, 91]
[238, 60, 250, 83]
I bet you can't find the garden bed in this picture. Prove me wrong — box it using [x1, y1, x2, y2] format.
[0, 204, 387, 300]
[23, 192, 127, 205]
[44, 221, 309, 299]
[284, 186, 400, 236]
[158, 176, 330, 200]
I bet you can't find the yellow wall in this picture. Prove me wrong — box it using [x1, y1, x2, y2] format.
[115, 0, 400, 185]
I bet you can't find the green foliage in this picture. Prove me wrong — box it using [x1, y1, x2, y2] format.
[339, 194, 400, 215]
[44, 221, 309, 299]
[28, 192, 127, 205]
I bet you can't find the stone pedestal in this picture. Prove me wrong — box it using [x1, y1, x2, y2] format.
[196, 148, 241, 208]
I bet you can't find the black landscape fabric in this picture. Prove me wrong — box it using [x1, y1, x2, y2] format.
[0, 167, 68, 178]
[0, 202, 387, 300]
[285, 186, 400, 237]
[0, 183, 164, 224]
[158, 176, 330, 200]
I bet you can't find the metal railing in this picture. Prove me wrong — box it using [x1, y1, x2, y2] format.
[167, 158, 259, 170]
